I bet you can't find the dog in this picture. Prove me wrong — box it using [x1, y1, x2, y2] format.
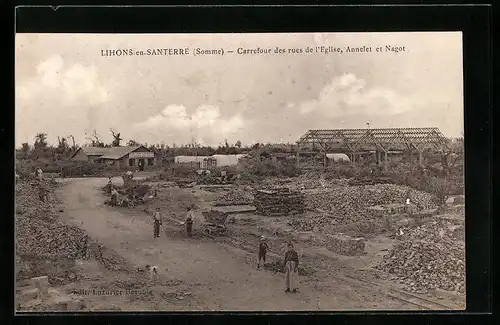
[145, 264, 159, 281]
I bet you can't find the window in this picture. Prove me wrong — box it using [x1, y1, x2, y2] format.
[147, 158, 154, 166]
[129, 159, 135, 166]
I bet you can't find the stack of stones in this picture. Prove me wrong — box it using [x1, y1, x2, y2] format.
[254, 188, 306, 216]
[323, 233, 366, 256]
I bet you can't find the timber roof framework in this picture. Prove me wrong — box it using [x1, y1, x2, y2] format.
[296, 127, 450, 152]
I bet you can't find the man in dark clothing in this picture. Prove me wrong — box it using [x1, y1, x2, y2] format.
[152, 207, 162, 238]
[257, 236, 269, 269]
[283, 243, 300, 293]
[185, 207, 194, 237]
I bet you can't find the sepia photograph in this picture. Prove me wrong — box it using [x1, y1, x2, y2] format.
[15, 32, 465, 312]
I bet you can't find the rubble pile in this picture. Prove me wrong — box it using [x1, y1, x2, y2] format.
[323, 233, 365, 256]
[254, 188, 306, 216]
[214, 188, 254, 206]
[394, 218, 465, 242]
[16, 217, 88, 260]
[288, 215, 338, 232]
[15, 179, 59, 220]
[306, 184, 436, 221]
[375, 239, 465, 293]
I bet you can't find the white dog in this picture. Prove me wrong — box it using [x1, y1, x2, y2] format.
[146, 264, 159, 281]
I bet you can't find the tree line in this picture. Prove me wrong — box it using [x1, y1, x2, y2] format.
[16, 129, 299, 161]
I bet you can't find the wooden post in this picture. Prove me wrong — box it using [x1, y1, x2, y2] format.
[296, 147, 300, 168]
[383, 150, 388, 171]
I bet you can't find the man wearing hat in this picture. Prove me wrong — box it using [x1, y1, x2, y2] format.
[257, 236, 269, 269]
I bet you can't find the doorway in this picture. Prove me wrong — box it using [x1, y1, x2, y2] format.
[138, 158, 145, 171]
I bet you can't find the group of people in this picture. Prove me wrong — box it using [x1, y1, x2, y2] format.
[151, 206, 194, 239]
[149, 201, 299, 293]
[257, 236, 300, 293]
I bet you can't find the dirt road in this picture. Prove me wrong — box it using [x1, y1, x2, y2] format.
[56, 177, 418, 311]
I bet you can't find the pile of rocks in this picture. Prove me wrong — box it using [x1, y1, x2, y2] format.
[288, 214, 338, 232]
[323, 233, 365, 256]
[214, 188, 254, 206]
[254, 188, 306, 216]
[375, 239, 465, 294]
[306, 184, 436, 221]
[15, 179, 59, 220]
[395, 218, 465, 242]
[16, 217, 88, 260]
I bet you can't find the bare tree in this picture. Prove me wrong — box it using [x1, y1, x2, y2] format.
[109, 128, 123, 147]
[86, 130, 105, 147]
[68, 135, 77, 150]
[57, 136, 69, 152]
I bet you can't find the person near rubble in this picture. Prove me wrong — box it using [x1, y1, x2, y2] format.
[257, 236, 269, 269]
[110, 188, 119, 206]
[38, 185, 47, 202]
[221, 170, 227, 183]
[185, 207, 194, 237]
[36, 168, 43, 180]
[283, 243, 300, 293]
[152, 207, 162, 238]
[107, 177, 113, 194]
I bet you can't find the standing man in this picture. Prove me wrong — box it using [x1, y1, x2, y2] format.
[185, 207, 194, 237]
[152, 207, 162, 238]
[36, 168, 43, 181]
[257, 236, 269, 269]
[110, 188, 119, 206]
[107, 177, 113, 194]
[283, 243, 300, 293]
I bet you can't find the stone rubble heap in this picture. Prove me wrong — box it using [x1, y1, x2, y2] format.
[254, 188, 306, 216]
[288, 214, 339, 232]
[394, 218, 465, 242]
[375, 217, 465, 294]
[15, 178, 59, 221]
[15, 179, 89, 281]
[16, 216, 88, 260]
[375, 239, 465, 294]
[306, 184, 436, 223]
[323, 233, 366, 256]
[214, 188, 254, 206]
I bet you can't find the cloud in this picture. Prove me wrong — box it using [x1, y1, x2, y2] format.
[16, 55, 116, 145]
[17, 55, 110, 105]
[298, 73, 414, 117]
[133, 104, 244, 145]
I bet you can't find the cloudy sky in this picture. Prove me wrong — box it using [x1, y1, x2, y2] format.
[15, 32, 463, 148]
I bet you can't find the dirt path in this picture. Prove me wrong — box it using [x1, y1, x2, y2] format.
[55, 177, 418, 311]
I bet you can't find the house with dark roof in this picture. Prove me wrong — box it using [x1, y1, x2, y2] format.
[70, 145, 158, 170]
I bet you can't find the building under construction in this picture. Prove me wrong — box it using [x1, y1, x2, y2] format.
[295, 127, 451, 170]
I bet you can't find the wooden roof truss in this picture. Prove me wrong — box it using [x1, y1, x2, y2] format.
[297, 127, 450, 152]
